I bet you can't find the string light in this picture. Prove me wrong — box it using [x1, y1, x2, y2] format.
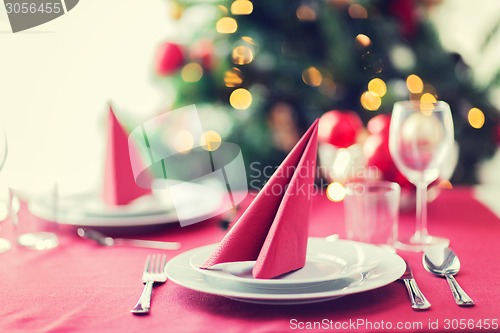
[420, 93, 436, 104]
[355, 34, 371, 48]
[438, 180, 453, 189]
[348, 4, 368, 19]
[302, 66, 322, 87]
[326, 182, 346, 202]
[217, 5, 228, 14]
[468, 107, 485, 129]
[406, 74, 423, 93]
[360, 91, 381, 111]
[368, 78, 386, 97]
[230, 88, 252, 110]
[200, 130, 222, 151]
[224, 67, 243, 87]
[296, 5, 317, 21]
[319, 77, 337, 97]
[231, 0, 253, 15]
[216, 17, 237, 34]
[232, 45, 254, 65]
[181, 63, 203, 82]
[241, 36, 255, 45]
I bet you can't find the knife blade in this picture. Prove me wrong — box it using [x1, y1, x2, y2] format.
[400, 261, 431, 310]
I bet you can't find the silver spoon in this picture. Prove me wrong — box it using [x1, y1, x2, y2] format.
[423, 246, 474, 307]
[77, 228, 181, 250]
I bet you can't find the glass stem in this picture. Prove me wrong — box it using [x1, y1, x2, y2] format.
[414, 183, 429, 241]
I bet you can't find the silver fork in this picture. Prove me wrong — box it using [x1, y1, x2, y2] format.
[130, 254, 168, 315]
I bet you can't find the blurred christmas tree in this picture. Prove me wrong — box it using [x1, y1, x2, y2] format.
[154, 0, 499, 185]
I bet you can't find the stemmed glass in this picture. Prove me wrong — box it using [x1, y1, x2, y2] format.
[389, 101, 454, 251]
[0, 127, 10, 253]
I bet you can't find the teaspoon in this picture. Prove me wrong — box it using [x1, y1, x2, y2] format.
[423, 246, 474, 307]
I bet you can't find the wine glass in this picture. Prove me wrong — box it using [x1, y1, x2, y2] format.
[389, 101, 454, 251]
[0, 127, 10, 253]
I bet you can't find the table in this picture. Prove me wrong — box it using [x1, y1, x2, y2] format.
[1, 187, 499, 333]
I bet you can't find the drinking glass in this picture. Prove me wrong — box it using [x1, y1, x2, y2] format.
[0, 127, 10, 253]
[11, 184, 59, 250]
[389, 101, 454, 251]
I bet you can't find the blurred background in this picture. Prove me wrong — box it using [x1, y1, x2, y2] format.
[0, 0, 499, 195]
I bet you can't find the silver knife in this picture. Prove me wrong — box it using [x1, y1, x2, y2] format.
[400, 261, 431, 310]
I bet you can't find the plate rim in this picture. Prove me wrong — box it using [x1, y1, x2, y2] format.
[165, 238, 406, 302]
[28, 182, 224, 227]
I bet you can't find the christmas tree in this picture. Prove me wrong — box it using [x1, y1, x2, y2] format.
[154, 0, 499, 185]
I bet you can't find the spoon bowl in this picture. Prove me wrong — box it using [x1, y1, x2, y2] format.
[423, 246, 474, 307]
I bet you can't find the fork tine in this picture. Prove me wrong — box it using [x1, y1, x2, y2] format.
[143, 254, 152, 273]
[150, 254, 158, 274]
[160, 254, 167, 273]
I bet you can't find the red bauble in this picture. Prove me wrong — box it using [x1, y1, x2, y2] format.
[156, 42, 184, 76]
[318, 110, 363, 148]
[364, 134, 393, 174]
[367, 114, 391, 137]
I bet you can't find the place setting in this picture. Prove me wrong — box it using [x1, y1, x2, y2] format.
[161, 119, 407, 306]
[27, 107, 225, 231]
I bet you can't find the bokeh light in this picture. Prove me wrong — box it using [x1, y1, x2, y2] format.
[241, 36, 255, 45]
[231, 0, 253, 15]
[302, 66, 323, 87]
[326, 182, 346, 202]
[368, 78, 387, 97]
[181, 63, 203, 82]
[438, 180, 453, 189]
[201, 130, 222, 151]
[216, 17, 237, 34]
[420, 93, 437, 104]
[355, 34, 371, 48]
[406, 74, 423, 93]
[348, 4, 368, 18]
[224, 67, 243, 87]
[468, 107, 485, 129]
[173, 130, 194, 154]
[360, 91, 381, 111]
[296, 5, 317, 21]
[232, 45, 254, 65]
[319, 77, 337, 97]
[230, 88, 253, 110]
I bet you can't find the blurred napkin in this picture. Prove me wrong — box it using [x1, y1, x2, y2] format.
[103, 106, 152, 205]
[202, 119, 319, 279]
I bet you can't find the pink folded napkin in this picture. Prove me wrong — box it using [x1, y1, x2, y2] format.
[103, 106, 151, 205]
[202, 119, 319, 279]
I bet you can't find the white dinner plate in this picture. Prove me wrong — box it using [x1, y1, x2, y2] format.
[28, 182, 224, 227]
[190, 245, 379, 290]
[166, 238, 406, 305]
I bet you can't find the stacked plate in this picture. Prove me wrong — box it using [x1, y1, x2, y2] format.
[28, 182, 224, 227]
[166, 238, 406, 304]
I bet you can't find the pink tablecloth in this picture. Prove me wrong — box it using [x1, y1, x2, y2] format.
[1, 187, 499, 333]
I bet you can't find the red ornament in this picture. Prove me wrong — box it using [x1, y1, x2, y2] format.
[494, 123, 500, 145]
[364, 134, 393, 174]
[156, 42, 184, 76]
[367, 114, 391, 137]
[318, 110, 363, 148]
[389, 0, 418, 39]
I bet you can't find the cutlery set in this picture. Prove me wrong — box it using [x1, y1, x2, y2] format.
[402, 245, 474, 311]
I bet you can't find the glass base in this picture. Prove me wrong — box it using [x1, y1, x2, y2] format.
[0, 237, 11, 253]
[395, 234, 450, 252]
[18, 232, 59, 250]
